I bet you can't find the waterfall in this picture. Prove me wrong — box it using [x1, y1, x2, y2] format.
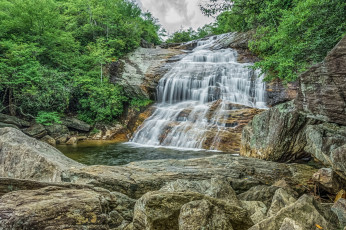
[131, 34, 267, 150]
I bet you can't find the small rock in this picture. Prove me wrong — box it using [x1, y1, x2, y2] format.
[312, 168, 346, 194]
[66, 137, 78, 145]
[241, 200, 267, 224]
[41, 135, 56, 146]
[267, 188, 296, 217]
[55, 134, 69, 144]
[332, 198, 346, 228]
[23, 123, 47, 138]
[279, 218, 303, 230]
[238, 185, 279, 207]
[179, 199, 234, 230]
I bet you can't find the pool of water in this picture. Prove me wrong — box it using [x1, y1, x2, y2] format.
[57, 141, 229, 166]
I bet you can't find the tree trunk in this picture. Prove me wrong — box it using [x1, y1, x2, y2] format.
[8, 88, 16, 116]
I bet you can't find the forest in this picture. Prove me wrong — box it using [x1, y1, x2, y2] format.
[0, 0, 345, 125]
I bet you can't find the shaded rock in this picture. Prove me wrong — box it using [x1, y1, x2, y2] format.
[267, 188, 297, 217]
[266, 79, 298, 107]
[305, 123, 346, 180]
[0, 113, 30, 127]
[332, 198, 346, 228]
[295, 36, 346, 126]
[241, 101, 318, 161]
[0, 128, 82, 182]
[140, 39, 154, 48]
[160, 177, 240, 206]
[179, 199, 234, 230]
[66, 136, 78, 145]
[61, 117, 91, 132]
[249, 195, 337, 230]
[0, 122, 18, 129]
[41, 135, 56, 146]
[240, 200, 267, 224]
[279, 218, 303, 230]
[132, 191, 253, 230]
[238, 185, 280, 207]
[312, 168, 346, 194]
[45, 124, 69, 138]
[56, 134, 69, 144]
[23, 123, 47, 138]
[0, 186, 134, 230]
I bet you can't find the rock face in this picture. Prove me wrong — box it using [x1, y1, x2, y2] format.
[0, 128, 82, 182]
[240, 36, 346, 182]
[110, 47, 183, 100]
[241, 101, 317, 161]
[296, 36, 346, 126]
[266, 80, 298, 107]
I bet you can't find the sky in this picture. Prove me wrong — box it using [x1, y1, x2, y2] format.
[135, 0, 215, 34]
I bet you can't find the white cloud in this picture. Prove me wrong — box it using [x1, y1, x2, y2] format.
[136, 0, 215, 34]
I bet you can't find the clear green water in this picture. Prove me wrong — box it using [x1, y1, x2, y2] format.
[57, 141, 226, 166]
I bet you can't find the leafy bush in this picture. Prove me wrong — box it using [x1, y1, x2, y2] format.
[35, 111, 61, 126]
[130, 98, 153, 111]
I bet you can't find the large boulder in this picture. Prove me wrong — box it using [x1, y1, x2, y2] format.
[61, 117, 91, 132]
[0, 128, 82, 182]
[45, 124, 69, 138]
[0, 113, 30, 127]
[266, 188, 297, 217]
[23, 123, 47, 138]
[240, 101, 317, 161]
[332, 198, 346, 229]
[240, 201, 267, 224]
[132, 191, 253, 230]
[238, 185, 280, 207]
[0, 186, 135, 230]
[296, 36, 346, 126]
[305, 123, 346, 179]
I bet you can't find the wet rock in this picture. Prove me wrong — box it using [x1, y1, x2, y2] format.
[132, 191, 253, 230]
[61, 117, 91, 132]
[0, 128, 82, 182]
[295, 36, 346, 126]
[332, 198, 346, 228]
[238, 185, 280, 207]
[41, 135, 56, 146]
[305, 123, 346, 180]
[249, 195, 337, 230]
[45, 124, 69, 138]
[267, 188, 297, 217]
[0, 113, 30, 128]
[66, 136, 78, 145]
[56, 134, 69, 144]
[23, 123, 47, 138]
[0, 186, 134, 230]
[312, 168, 346, 194]
[279, 218, 303, 230]
[240, 201, 267, 224]
[241, 101, 318, 161]
[90, 123, 128, 141]
[179, 199, 234, 230]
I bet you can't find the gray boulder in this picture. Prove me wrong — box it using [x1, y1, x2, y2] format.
[23, 123, 47, 138]
[61, 117, 91, 132]
[0, 113, 30, 127]
[267, 188, 296, 217]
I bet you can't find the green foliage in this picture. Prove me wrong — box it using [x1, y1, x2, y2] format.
[0, 0, 161, 122]
[202, 0, 346, 81]
[130, 98, 153, 111]
[35, 111, 61, 126]
[166, 26, 213, 43]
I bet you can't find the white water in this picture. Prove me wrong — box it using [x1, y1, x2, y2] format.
[131, 34, 267, 150]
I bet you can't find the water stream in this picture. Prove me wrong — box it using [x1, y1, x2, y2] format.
[131, 34, 267, 150]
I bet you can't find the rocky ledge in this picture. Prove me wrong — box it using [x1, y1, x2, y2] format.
[0, 127, 345, 229]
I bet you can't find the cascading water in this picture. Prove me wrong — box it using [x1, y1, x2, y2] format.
[131, 34, 267, 150]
